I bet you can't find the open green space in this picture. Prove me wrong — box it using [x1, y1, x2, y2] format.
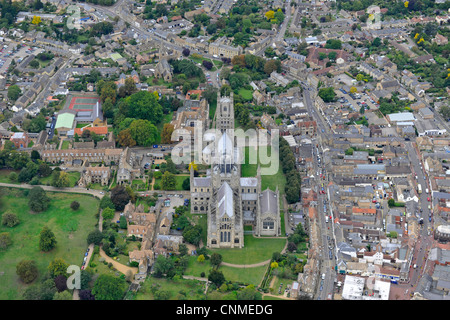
[0, 187, 99, 300]
[184, 255, 268, 287]
[135, 276, 206, 300]
[0, 169, 20, 184]
[209, 235, 286, 265]
[241, 146, 286, 194]
[61, 140, 70, 150]
[39, 171, 81, 188]
[238, 88, 253, 101]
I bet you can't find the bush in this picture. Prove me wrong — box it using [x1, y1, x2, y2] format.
[70, 201, 80, 211]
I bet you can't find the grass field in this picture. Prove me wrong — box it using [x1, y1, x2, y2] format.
[209, 235, 286, 265]
[238, 88, 253, 101]
[184, 255, 268, 287]
[61, 140, 70, 150]
[39, 171, 81, 187]
[0, 169, 20, 184]
[0, 187, 99, 300]
[135, 276, 206, 300]
[241, 146, 286, 194]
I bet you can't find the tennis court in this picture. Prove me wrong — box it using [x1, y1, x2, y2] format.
[67, 96, 100, 112]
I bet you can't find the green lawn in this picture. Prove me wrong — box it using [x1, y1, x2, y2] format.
[155, 174, 189, 191]
[0, 188, 99, 300]
[241, 146, 286, 194]
[39, 171, 81, 188]
[61, 140, 70, 150]
[184, 255, 268, 287]
[238, 88, 253, 101]
[155, 112, 173, 144]
[135, 276, 206, 300]
[0, 169, 20, 184]
[210, 235, 286, 265]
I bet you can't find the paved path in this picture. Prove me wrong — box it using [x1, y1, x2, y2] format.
[0, 182, 105, 199]
[99, 247, 138, 277]
[219, 239, 288, 268]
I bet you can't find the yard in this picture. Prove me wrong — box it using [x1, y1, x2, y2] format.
[209, 235, 286, 265]
[184, 255, 268, 287]
[61, 140, 70, 150]
[135, 276, 207, 300]
[241, 146, 286, 194]
[238, 88, 253, 101]
[39, 171, 81, 188]
[0, 187, 99, 300]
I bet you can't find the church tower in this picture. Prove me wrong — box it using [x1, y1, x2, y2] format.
[216, 92, 234, 133]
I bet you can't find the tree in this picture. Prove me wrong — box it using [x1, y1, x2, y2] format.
[38, 163, 52, 177]
[124, 77, 137, 96]
[208, 269, 225, 287]
[182, 48, 190, 57]
[39, 226, 57, 252]
[439, 105, 450, 121]
[202, 60, 213, 70]
[350, 86, 357, 94]
[110, 185, 130, 211]
[99, 195, 115, 210]
[8, 171, 17, 182]
[48, 258, 69, 278]
[31, 15, 41, 25]
[287, 242, 297, 252]
[210, 253, 222, 269]
[7, 84, 21, 101]
[119, 215, 127, 229]
[345, 148, 354, 155]
[53, 290, 72, 300]
[318, 87, 336, 102]
[28, 186, 50, 212]
[197, 254, 205, 263]
[79, 289, 95, 300]
[102, 207, 115, 220]
[29, 59, 40, 68]
[70, 201, 80, 211]
[124, 91, 163, 125]
[92, 274, 127, 300]
[0, 232, 12, 249]
[182, 225, 202, 246]
[1, 212, 19, 227]
[265, 10, 275, 20]
[161, 171, 176, 190]
[161, 123, 174, 144]
[51, 170, 70, 188]
[388, 198, 395, 207]
[153, 254, 174, 277]
[16, 260, 39, 284]
[264, 59, 281, 75]
[117, 129, 136, 147]
[325, 39, 342, 49]
[182, 177, 190, 191]
[87, 229, 103, 245]
[128, 119, 158, 146]
[236, 284, 262, 300]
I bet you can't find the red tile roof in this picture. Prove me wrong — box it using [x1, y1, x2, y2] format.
[74, 126, 108, 136]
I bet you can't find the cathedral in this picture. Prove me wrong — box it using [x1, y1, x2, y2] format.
[190, 92, 281, 249]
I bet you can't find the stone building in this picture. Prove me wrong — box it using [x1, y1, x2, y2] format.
[190, 93, 281, 249]
[78, 166, 111, 187]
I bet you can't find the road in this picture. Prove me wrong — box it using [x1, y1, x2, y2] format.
[404, 140, 434, 291]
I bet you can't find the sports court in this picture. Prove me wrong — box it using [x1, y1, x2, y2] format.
[66, 95, 101, 112]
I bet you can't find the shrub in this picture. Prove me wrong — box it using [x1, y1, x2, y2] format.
[70, 201, 80, 211]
